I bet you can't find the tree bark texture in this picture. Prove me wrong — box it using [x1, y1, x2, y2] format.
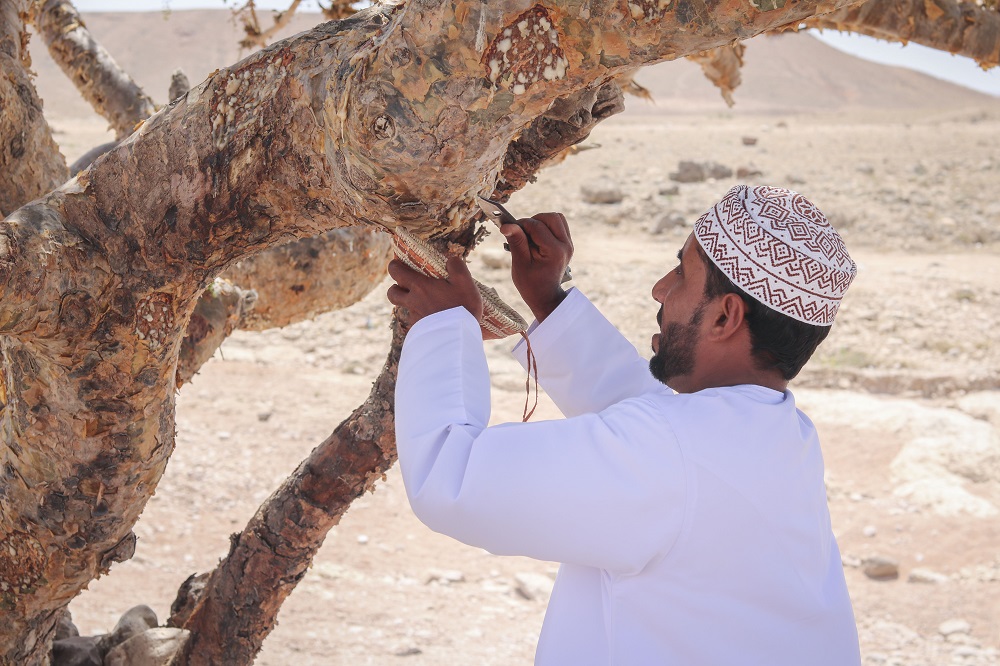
[222, 227, 392, 331]
[35, 0, 157, 139]
[802, 0, 1000, 67]
[173, 320, 403, 666]
[687, 43, 745, 107]
[0, 0, 868, 660]
[175, 278, 257, 388]
[0, 0, 67, 216]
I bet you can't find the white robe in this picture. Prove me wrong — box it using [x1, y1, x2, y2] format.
[395, 288, 860, 665]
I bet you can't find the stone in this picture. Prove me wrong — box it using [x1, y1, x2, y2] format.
[736, 166, 763, 178]
[651, 212, 687, 235]
[580, 182, 625, 204]
[425, 569, 465, 585]
[669, 161, 707, 183]
[658, 185, 679, 196]
[908, 568, 949, 584]
[863, 525, 878, 537]
[857, 163, 875, 175]
[741, 136, 758, 146]
[55, 609, 80, 641]
[99, 605, 158, 653]
[862, 556, 899, 580]
[786, 174, 807, 185]
[939, 618, 971, 636]
[514, 572, 554, 601]
[104, 628, 190, 666]
[51, 636, 102, 666]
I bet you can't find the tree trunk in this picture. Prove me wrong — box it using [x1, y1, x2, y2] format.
[801, 0, 1000, 68]
[174, 319, 403, 665]
[35, 0, 157, 139]
[0, 0, 67, 215]
[0, 0, 866, 660]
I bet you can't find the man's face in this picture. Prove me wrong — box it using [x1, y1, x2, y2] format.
[649, 234, 711, 388]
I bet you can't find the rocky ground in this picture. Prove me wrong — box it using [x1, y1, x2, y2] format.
[60, 109, 1000, 664]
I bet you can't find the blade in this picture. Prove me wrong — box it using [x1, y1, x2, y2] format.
[476, 196, 518, 229]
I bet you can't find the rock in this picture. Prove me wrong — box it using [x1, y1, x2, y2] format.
[479, 249, 510, 270]
[856, 163, 875, 175]
[786, 174, 807, 185]
[514, 572, 554, 601]
[99, 605, 158, 654]
[736, 166, 762, 178]
[658, 185, 679, 196]
[651, 212, 687, 235]
[425, 569, 465, 585]
[51, 636, 102, 666]
[706, 162, 733, 179]
[55, 609, 80, 641]
[580, 182, 625, 204]
[670, 161, 707, 183]
[863, 525, 878, 537]
[862, 556, 899, 580]
[908, 567, 949, 584]
[741, 136, 758, 146]
[357, 534, 369, 545]
[104, 628, 190, 666]
[939, 618, 971, 636]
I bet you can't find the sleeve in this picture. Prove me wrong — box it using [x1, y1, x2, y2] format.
[511, 288, 669, 418]
[396, 306, 686, 574]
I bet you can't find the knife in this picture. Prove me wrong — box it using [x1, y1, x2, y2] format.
[476, 196, 573, 284]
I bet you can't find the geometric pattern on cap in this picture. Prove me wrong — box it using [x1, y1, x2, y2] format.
[694, 185, 857, 326]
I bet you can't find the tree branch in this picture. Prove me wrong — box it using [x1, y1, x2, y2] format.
[0, 0, 68, 214]
[238, 0, 306, 50]
[174, 318, 403, 665]
[34, 0, 157, 139]
[801, 0, 1000, 68]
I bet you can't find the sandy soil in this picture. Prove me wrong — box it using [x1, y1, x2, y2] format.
[52, 109, 1000, 665]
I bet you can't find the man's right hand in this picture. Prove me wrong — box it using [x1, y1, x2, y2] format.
[501, 212, 573, 323]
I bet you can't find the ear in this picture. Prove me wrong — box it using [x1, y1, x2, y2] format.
[708, 293, 746, 341]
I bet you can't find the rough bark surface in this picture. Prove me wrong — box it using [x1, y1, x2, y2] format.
[175, 278, 257, 387]
[222, 228, 392, 331]
[0, 0, 868, 660]
[687, 43, 746, 107]
[174, 320, 402, 666]
[0, 0, 67, 215]
[35, 0, 157, 139]
[802, 0, 1000, 67]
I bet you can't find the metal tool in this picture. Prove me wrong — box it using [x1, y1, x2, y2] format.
[476, 196, 573, 284]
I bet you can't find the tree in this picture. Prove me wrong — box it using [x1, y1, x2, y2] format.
[1, 0, 997, 662]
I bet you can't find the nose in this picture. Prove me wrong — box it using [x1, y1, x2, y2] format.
[651, 273, 671, 302]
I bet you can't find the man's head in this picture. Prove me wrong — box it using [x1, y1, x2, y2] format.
[649, 186, 856, 392]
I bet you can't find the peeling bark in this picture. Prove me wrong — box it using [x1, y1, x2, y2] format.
[802, 0, 1000, 68]
[0, 0, 67, 214]
[175, 278, 257, 387]
[687, 43, 746, 107]
[174, 319, 402, 666]
[35, 0, 157, 139]
[222, 227, 392, 331]
[0, 0, 869, 659]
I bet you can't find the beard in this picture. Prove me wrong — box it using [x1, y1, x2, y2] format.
[649, 302, 706, 385]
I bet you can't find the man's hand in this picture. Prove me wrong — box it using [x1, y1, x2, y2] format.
[387, 255, 485, 330]
[502, 212, 573, 322]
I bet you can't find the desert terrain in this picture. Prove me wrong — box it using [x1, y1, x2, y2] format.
[21, 9, 1000, 665]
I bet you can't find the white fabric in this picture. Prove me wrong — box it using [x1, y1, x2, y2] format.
[395, 289, 860, 665]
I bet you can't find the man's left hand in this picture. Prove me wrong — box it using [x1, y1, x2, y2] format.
[387, 255, 485, 330]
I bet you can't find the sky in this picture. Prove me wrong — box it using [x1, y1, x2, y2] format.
[73, 0, 1000, 97]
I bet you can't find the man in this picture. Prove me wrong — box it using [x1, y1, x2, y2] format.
[386, 185, 861, 665]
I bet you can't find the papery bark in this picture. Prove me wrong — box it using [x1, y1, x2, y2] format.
[35, 0, 157, 139]
[687, 43, 746, 107]
[0, 0, 67, 215]
[801, 0, 1000, 68]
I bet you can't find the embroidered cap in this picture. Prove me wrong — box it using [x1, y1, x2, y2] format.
[693, 185, 856, 326]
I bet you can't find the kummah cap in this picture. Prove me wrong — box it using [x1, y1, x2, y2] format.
[693, 185, 857, 326]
